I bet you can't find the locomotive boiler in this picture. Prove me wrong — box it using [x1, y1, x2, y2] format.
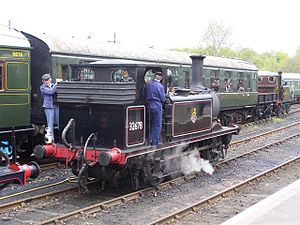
[34, 55, 239, 191]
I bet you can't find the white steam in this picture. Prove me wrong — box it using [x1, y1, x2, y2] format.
[180, 152, 214, 175]
[164, 144, 215, 177]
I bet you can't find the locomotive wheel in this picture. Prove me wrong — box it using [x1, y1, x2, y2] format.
[143, 160, 164, 187]
[220, 145, 228, 159]
[285, 106, 290, 113]
[143, 153, 166, 187]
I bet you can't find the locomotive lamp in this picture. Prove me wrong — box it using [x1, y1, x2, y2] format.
[44, 127, 53, 144]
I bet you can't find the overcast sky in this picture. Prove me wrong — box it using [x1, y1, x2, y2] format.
[1, 0, 299, 56]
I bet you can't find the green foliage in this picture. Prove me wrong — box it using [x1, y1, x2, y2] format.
[174, 46, 300, 73]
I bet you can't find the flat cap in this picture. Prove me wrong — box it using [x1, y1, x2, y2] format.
[154, 71, 163, 76]
[42, 73, 51, 80]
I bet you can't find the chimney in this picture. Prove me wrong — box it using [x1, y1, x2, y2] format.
[190, 55, 206, 91]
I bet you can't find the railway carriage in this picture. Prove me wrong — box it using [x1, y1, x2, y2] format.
[0, 27, 33, 146]
[282, 72, 300, 103]
[18, 33, 296, 128]
[20, 33, 262, 125]
[0, 26, 39, 188]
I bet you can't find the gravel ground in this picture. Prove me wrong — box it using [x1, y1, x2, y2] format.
[63, 128, 300, 225]
[1, 111, 298, 198]
[175, 159, 300, 225]
[0, 112, 299, 224]
[232, 112, 300, 142]
[228, 122, 300, 158]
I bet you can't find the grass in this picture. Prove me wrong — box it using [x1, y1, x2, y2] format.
[272, 117, 285, 123]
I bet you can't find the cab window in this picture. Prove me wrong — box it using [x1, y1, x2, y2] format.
[77, 68, 95, 81]
[112, 68, 135, 82]
[144, 69, 155, 83]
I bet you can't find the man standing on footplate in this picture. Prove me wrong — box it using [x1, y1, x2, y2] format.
[146, 71, 165, 146]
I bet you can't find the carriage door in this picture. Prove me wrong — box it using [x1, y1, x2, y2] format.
[0, 62, 3, 91]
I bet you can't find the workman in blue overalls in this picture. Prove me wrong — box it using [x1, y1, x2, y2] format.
[146, 71, 165, 145]
[40, 74, 58, 142]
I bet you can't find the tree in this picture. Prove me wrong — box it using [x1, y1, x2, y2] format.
[202, 19, 232, 55]
[282, 47, 300, 72]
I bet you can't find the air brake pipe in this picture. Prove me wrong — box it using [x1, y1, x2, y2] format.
[83, 133, 97, 167]
[0, 149, 9, 166]
[62, 118, 75, 148]
[12, 127, 17, 163]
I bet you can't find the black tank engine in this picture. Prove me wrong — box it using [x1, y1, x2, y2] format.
[34, 55, 239, 191]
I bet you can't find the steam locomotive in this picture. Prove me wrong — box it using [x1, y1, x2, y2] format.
[33, 56, 240, 191]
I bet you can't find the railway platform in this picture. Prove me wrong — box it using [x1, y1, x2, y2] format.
[221, 178, 300, 225]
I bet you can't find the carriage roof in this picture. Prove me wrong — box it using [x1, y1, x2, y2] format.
[30, 33, 258, 71]
[0, 25, 30, 49]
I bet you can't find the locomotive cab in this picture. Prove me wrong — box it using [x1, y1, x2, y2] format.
[257, 71, 292, 117]
[57, 60, 162, 149]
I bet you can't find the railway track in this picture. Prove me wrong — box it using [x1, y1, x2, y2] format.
[1, 120, 299, 219]
[0, 177, 78, 210]
[230, 121, 300, 147]
[39, 162, 62, 171]
[35, 131, 299, 225]
[150, 155, 300, 225]
[1, 120, 298, 211]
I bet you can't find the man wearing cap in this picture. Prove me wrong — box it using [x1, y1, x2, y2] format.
[146, 71, 165, 145]
[40, 74, 58, 141]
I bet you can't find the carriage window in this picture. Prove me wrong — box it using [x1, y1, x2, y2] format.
[238, 72, 244, 79]
[167, 67, 190, 88]
[225, 71, 232, 79]
[224, 78, 232, 92]
[77, 68, 95, 81]
[237, 79, 245, 91]
[268, 77, 275, 83]
[184, 71, 190, 88]
[167, 68, 181, 87]
[210, 70, 218, 77]
[210, 78, 220, 92]
[258, 77, 262, 83]
[0, 64, 3, 90]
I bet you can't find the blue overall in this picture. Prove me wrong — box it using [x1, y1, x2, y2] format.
[146, 80, 165, 145]
[40, 83, 58, 139]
